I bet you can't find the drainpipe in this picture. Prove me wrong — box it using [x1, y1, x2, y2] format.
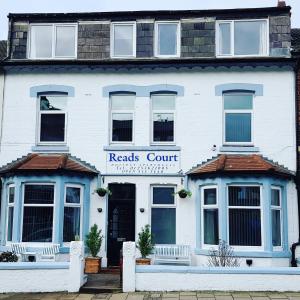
[291, 58, 300, 267]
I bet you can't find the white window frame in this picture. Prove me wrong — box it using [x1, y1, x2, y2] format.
[154, 21, 181, 58]
[271, 186, 283, 250]
[151, 94, 176, 145]
[63, 184, 83, 245]
[201, 185, 219, 249]
[223, 93, 254, 146]
[20, 183, 56, 245]
[150, 185, 177, 244]
[216, 19, 269, 57]
[37, 94, 68, 145]
[227, 184, 264, 251]
[110, 22, 136, 58]
[110, 94, 135, 144]
[6, 184, 15, 243]
[28, 23, 78, 60]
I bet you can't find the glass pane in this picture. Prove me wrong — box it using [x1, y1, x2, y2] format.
[151, 208, 176, 244]
[272, 210, 281, 246]
[40, 114, 65, 142]
[40, 96, 67, 111]
[63, 207, 80, 242]
[111, 95, 135, 110]
[22, 207, 53, 242]
[204, 188, 217, 205]
[271, 189, 280, 206]
[30, 25, 52, 58]
[114, 25, 134, 56]
[153, 113, 174, 142]
[229, 208, 261, 246]
[228, 186, 260, 206]
[225, 113, 251, 143]
[204, 209, 219, 245]
[153, 187, 175, 205]
[24, 185, 54, 205]
[158, 23, 178, 55]
[112, 113, 133, 142]
[234, 21, 265, 55]
[55, 26, 76, 57]
[219, 23, 231, 55]
[8, 186, 15, 204]
[7, 207, 14, 242]
[224, 94, 253, 110]
[66, 187, 81, 204]
[152, 94, 176, 110]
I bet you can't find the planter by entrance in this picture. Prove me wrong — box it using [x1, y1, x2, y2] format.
[136, 258, 151, 265]
[85, 257, 102, 273]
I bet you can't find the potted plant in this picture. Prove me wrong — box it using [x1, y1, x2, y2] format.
[85, 224, 104, 273]
[136, 224, 155, 265]
[175, 188, 192, 199]
[0, 251, 18, 262]
[95, 187, 112, 197]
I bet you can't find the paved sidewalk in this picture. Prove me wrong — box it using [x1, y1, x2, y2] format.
[1, 292, 300, 300]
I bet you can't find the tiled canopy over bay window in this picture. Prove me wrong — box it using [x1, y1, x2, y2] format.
[0, 154, 98, 250]
[188, 154, 295, 257]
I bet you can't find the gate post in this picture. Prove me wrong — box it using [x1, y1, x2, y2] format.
[122, 242, 136, 292]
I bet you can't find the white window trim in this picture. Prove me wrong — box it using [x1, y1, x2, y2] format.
[28, 23, 78, 60]
[37, 95, 68, 145]
[154, 21, 181, 58]
[63, 184, 83, 245]
[201, 185, 219, 249]
[223, 93, 254, 146]
[110, 22, 137, 58]
[216, 19, 269, 58]
[227, 184, 264, 251]
[6, 184, 15, 243]
[20, 183, 56, 245]
[271, 186, 283, 250]
[150, 94, 176, 145]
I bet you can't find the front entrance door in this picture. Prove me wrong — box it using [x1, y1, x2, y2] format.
[107, 183, 135, 266]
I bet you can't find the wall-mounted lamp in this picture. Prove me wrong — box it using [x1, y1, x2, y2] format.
[246, 259, 253, 267]
[97, 208, 103, 213]
[140, 208, 145, 213]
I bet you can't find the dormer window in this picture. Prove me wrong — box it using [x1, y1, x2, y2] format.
[217, 20, 268, 57]
[29, 24, 77, 59]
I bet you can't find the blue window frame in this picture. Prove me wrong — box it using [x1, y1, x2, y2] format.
[271, 187, 282, 248]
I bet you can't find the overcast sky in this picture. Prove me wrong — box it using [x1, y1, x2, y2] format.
[0, 0, 299, 40]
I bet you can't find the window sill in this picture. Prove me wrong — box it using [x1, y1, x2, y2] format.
[32, 145, 69, 153]
[104, 145, 181, 151]
[219, 146, 259, 153]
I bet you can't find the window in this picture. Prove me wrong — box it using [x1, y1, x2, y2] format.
[29, 24, 77, 59]
[228, 186, 262, 247]
[202, 187, 219, 246]
[271, 187, 282, 248]
[63, 185, 82, 243]
[111, 23, 136, 58]
[151, 94, 176, 144]
[6, 185, 15, 242]
[151, 186, 176, 244]
[22, 184, 54, 242]
[110, 94, 135, 143]
[224, 93, 253, 144]
[38, 95, 67, 144]
[155, 22, 180, 57]
[217, 20, 268, 57]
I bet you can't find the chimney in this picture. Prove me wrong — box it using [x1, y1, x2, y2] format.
[277, 0, 286, 7]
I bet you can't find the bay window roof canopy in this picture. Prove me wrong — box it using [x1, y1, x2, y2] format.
[0, 153, 98, 175]
[188, 154, 294, 179]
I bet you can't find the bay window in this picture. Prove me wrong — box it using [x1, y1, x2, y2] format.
[6, 185, 15, 242]
[271, 187, 282, 248]
[22, 184, 54, 242]
[217, 20, 268, 57]
[151, 186, 176, 244]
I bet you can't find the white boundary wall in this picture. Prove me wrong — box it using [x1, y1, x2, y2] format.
[123, 242, 300, 292]
[0, 241, 85, 293]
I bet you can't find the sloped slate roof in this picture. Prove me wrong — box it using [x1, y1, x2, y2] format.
[0, 153, 99, 175]
[292, 28, 300, 53]
[0, 41, 7, 60]
[188, 154, 294, 178]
